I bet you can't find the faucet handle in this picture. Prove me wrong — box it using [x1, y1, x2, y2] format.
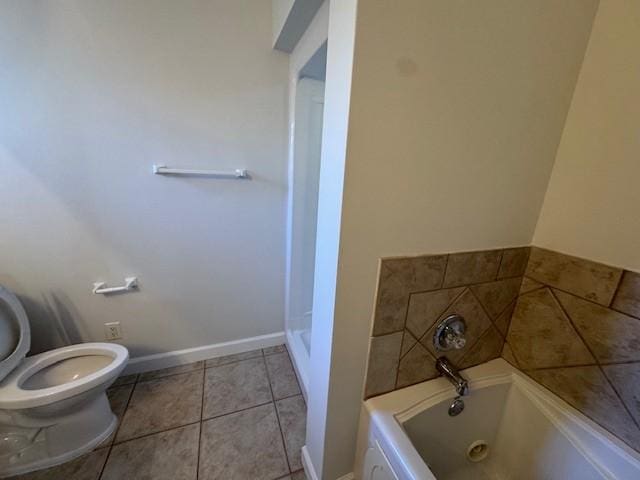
[433, 315, 467, 351]
[446, 330, 466, 350]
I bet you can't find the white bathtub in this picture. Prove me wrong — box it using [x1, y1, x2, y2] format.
[355, 359, 640, 480]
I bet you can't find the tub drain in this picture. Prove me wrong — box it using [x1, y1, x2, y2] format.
[466, 440, 489, 462]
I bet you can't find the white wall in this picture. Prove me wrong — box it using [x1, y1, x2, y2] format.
[305, 1, 357, 478]
[0, 0, 289, 356]
[534, 0, 640, 272]
[319, 1, 599, 477]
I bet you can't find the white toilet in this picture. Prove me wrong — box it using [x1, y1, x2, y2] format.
[0, 285, 129, 478]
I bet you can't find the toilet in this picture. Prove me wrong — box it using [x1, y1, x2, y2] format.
[0, 285, 129, 478]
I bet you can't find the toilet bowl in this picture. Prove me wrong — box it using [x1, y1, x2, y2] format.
[0, 285, 129, 478]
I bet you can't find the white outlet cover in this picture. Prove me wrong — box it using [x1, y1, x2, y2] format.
[104, 322, 122, 340]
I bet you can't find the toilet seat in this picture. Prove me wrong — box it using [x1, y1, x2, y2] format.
[0, 343, 128, 410]
[0, 284, 129, 477]
[0, 286, 30, 383]
[0, 285, 128, 411]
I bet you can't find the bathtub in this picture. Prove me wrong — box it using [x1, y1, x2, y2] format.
[354, 359, 640, 480]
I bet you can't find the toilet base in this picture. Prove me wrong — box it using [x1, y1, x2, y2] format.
[0, 393, 117, 478]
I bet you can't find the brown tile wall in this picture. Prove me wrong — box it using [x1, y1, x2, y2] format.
[364, 245, 640, 453]
[503, 247, 640, 452]
[365, 247, 529, 398]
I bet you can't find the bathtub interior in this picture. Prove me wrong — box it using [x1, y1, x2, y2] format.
[402, 382, 606, 480]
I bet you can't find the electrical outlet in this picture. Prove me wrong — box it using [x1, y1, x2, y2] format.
[104, 322, 122, 341]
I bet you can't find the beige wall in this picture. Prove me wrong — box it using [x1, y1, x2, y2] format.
[534, 0, 640, 273]
[321, 0, 599, 477]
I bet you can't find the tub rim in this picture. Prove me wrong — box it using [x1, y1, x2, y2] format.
[363, 358, 640, 480]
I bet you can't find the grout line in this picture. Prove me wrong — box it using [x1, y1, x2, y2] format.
[549, 289, 640, 431]
[98, 380, 136, 479]
[599, 364, 640, 430]
[501, 338, 525, 370]
[548, 288, 600, 363]
[519, 367, 640, 453]
[264, 347, 287, 357]
[467, 287, 508, 343]
[390, 371, 440, 394]
[274, 471, 305, 480]
[599, 358, 640, 367]
[204, 353, 265, 370]
[407, 271, 525, 298]
[371, 272, 530, 339]
[111, 420, 202, 447]
[263, 354, 294, 473]
[392, 285, 417, 388]
[439, 254, 450, 289]
[201, 400, 275, 423]
[609, 271, 626, 308]
[519, 276, 545, 295]
[412, 287, 469, 347]
[527, 281, 640, 322]
[104, 350, 290, 478]
[195, 422, 203, 480]
[196, 366, 206, 480]
[494, 250, 505, 280]
[275, 392, 305, 402]
[392, 332, 404, 390]
[490, 275, 524, 321]
[136, 366, 206, 384]
[523, 363, 605, 372]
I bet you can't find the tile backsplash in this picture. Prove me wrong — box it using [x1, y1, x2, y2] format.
[365, 247, 529, 397]
[504, 247, 640, 452]
[364, 245, 640, 453]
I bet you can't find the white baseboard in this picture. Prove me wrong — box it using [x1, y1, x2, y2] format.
[123, 331, 285, 375]
[301, 446, 320, 480]
[301, 446, 354, 480]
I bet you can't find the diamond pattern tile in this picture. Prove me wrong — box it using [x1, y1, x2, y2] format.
[506, 288, 595, 369]
[422, 288, 493, 363]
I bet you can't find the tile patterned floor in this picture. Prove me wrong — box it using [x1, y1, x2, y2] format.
[13, 345, 307, 480]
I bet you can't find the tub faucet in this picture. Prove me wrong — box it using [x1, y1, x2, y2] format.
[436, 357, 469, 396]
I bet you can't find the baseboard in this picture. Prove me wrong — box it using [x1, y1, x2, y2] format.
[123, 331, 286, 375]
[301, 446, 320, 480]
[301, 446, 354, 480]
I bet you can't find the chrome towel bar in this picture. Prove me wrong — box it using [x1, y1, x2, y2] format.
[93, 277, 138, 295]
[152, 165, 248, 178]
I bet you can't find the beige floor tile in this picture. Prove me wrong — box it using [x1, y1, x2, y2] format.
[138, 361, 204, 382]
[111, 373, 138, 387]
[205, 349, 263, 368]
[199, 403, 289, 480]
[99, 384, 134, 447]
[263, 344, 287, 355]
[102, 424, 199, 480]
[203, 357, 272, 419]
[265, 352, 301, 400]
[116, 371, 203, 442]
[289, 472, 308, 480]
[12, 449, 108, 480]
[276, 395, 307, 471]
